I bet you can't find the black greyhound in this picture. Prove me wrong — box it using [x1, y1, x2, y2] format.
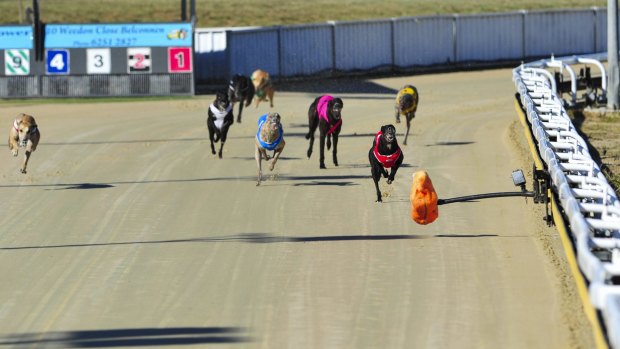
[305, 95, 344, 169]
[228, 74, 255, 123]
[369, 124, 404, 202]
[206, 91, 234, 158]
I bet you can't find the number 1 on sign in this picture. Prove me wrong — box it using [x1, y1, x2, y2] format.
[174, 52, 185, 68]
[168, 47, 191, 73]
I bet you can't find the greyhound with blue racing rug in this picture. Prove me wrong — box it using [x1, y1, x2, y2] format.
[255, 112, 285, 186]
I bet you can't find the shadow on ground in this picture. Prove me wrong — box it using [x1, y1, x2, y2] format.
[0, 233, 517, 251]
[0, 327, 251, 347]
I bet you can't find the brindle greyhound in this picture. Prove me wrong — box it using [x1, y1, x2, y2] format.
[255, 112, 285, 186]
[394, 85, 419, 145]
[8, 113, 40, 174]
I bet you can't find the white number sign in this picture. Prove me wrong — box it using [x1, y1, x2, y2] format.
[127, 48, 151, 73]
[87, 48, 111, 74]
[4, 49, 30, 75]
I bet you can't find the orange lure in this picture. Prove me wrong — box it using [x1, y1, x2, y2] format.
[410, 171, 439, 225]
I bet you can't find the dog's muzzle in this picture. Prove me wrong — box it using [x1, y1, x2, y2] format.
[18, 139, 27, 147]
[17, 127, 36, 147]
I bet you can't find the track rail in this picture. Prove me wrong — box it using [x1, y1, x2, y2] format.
[514, 55, 620, 348]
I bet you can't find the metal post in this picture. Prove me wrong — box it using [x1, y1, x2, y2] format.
[32, 0, 42, 61]
[190, 0, 196, 25]
[608, 0, 619, 109]
[181, 0, 187, 21]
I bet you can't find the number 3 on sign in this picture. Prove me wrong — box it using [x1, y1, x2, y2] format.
[87, 48, 111, 74]
[46, 49, 69, 74]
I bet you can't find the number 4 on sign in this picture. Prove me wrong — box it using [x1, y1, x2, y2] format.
[46, 49, 69, 74]
[50, 53, 64, 70]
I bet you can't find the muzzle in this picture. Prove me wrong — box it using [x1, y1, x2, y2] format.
[14, 120, 35, 147]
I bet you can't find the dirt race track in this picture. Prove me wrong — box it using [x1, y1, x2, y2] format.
[0, 69, 597, 349]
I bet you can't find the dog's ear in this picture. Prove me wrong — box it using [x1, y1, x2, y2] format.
[380, 125, 387, 133]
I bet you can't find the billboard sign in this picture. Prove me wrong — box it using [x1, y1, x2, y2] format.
[45, 23, 193, 48]
[0, 26, 32, 50]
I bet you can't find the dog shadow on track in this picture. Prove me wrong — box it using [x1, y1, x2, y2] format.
[425, 141, 475, 147]
[276, 78, 398, 95]
[0, 327, 251, 347]
[52, 183, 115, 190]
[0, 233, 501, 251]
[43, 138, 205, 146]
[261, 174, 368, 187]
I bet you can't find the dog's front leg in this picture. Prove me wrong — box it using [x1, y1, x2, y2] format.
[207, 126, 217, 155]
[403, 114, 412, 145]
[237, 103, 244, 123]
[332, 133, 339, 167]
[395, 108, 401, 124]
[269, 143, 285, 171]
[20, 150, 31, 174]
[218, 142, 225, 159]
[9, 137, 18, 156]
[319, 134, 326, 169]
[372, 169, 383, 202]
[255, 146, 263, 186]
[387, 156, 404, 184]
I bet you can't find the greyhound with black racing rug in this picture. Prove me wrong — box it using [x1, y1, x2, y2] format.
[228, 74, 255, 123]
[369, 124, 404, 202]
[394, 84, 419, 145]
[255, 112, 285, 186]
[206, 90, 234, 159]
[305, 95, 344, 169]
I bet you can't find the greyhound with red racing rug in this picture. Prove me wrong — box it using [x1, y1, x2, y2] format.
[369, 124, 404, 202]
[305, 95, 343, 169]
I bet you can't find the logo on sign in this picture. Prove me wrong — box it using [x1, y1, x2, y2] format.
[127, 47, 151, 73]
[168, 47, 192, 73]
[87, 48, 111, 74]
[46, 49, 69, 74]
[4, 49, 30, 75]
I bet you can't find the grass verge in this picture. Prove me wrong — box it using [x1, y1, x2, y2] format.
[570, 108, 620, 195]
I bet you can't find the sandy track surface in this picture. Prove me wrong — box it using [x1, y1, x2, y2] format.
[0, 69, 595, 348]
